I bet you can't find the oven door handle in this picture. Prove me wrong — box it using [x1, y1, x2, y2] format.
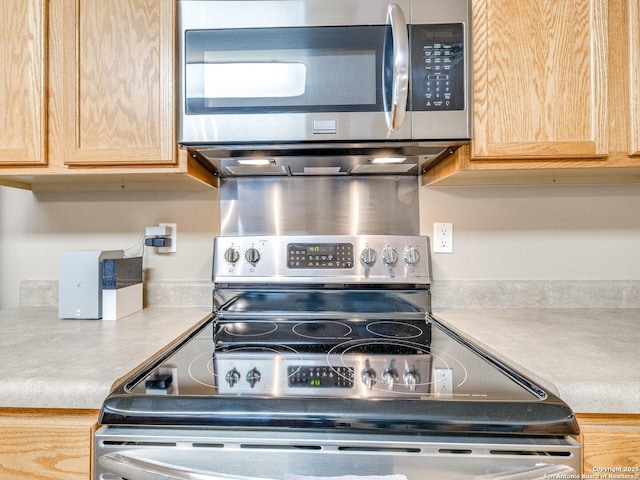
[385, 3, 409, 132]
[99, 451, 270, 480]
[474, 463, 577, 480]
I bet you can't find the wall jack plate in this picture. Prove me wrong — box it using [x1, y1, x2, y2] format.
[433, 222, 453, 253]
[158, 223, 177, 253]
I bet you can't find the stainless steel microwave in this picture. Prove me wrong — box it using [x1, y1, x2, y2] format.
[178, 0, 472, 175]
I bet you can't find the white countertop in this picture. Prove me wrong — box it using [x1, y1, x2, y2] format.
[433, 308, 640, 414]
[0, 306, 210, 409]
[1, 306, 638, 414]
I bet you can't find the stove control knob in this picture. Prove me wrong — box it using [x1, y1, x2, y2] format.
[361, 368, 377, 390]
[382, 368, 399, 390]
[225, 368, 241, 388]
[224, 247, 240, 264]
[381, 247, 399, 266]
[246, 368, 261, 388]
[359, 247, 377, 268]
[402, 246, 420, 266]
[245, 247, 261, 265]
[403, 371, 420, 392]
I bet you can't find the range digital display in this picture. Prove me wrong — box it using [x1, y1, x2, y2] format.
[288, 366, 355, 388]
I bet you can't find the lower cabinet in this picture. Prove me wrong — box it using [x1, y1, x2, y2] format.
[578, 414, 640, 474]
[0, 408, 98, 480]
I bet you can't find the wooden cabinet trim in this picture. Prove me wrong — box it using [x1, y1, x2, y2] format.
[0, 0, 47, 166]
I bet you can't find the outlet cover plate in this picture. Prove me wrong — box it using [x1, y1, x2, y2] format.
[433, 222, 453, 253]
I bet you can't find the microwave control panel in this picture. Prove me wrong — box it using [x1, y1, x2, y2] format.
[410, 23, 465, 111]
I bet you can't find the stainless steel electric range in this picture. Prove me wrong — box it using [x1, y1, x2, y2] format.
[94, 233, 581, 480]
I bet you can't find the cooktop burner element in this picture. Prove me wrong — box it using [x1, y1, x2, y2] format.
[366, 321, 424, 339]
[220, 321, 279, 337]
[292, 321, 353, 339]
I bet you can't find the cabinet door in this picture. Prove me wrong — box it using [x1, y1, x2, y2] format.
[583, 428, 640, 473]
[0, 408, 97, 480]
[472, 0, 608, 160]
[0, 0, 47, 165]
[54, 0, 175, 166]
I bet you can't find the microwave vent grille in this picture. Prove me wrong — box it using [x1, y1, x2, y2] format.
[224, 165, 289, 176]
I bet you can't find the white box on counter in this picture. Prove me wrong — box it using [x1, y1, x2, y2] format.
[58, 250, 124, 319]
[101, 257, 143, 321]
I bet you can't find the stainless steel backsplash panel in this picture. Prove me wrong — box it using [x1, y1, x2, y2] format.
[220, 176, 419, 236]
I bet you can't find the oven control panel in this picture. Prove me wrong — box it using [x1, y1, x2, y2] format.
[214, 235, 431, 284]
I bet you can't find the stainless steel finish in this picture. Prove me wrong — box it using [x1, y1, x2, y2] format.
[382, 247, 399, 266]
[95, 427, 581, 480]
[180, 0, 409, 29]
[213, 235, 431, 285]
[189, 143, 457, 177]
[403, 246, 420, 266]
[386, 4, 409, 132]
[214, 352, 432, 396]
[219, 177, 420, 236]
[359, 247, 377, 268]
[178, 0, 472, 151]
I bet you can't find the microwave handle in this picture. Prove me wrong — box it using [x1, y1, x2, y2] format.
[386, 3, 410, 132]
[99, 451, 269, 480]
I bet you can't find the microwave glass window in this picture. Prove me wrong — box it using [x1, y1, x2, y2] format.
[203, 61, 307, 98]
[197, 49, 376, 106]
[185, 27, 385, 114]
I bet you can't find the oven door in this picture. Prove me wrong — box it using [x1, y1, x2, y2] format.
[95, 427, 581, 480]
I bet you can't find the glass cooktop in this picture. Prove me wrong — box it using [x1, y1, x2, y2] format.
[99, 315, 579, 436]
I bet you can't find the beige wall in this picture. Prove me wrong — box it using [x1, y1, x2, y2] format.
[420, 184, 640, 282]
[0, 186, 219, 310]
[2, 182, 640, 309]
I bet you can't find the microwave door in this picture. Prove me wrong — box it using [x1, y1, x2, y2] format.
[181, 23, 413, 143]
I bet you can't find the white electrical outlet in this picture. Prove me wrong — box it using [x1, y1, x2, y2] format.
[158, 223, 177, 253]
[433, 222, 453, 253]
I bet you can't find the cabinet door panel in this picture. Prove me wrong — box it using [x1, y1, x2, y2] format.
[0, 0, 47, 165]
[59, 0, 175, 166]
[0, 409, 97, 480]
[582, 428, 640, 473]
[472, 0, 608, 160]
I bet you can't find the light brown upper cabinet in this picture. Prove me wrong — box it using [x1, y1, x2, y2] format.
[0, 0, 215, 190]
[423, 0, 640, 185]
[472, 0, 608, 161]
[0, 1, 47, 166]
[50, 0, 175, 166]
